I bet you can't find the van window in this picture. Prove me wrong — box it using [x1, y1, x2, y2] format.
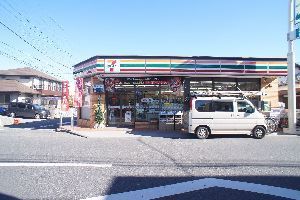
[10, 102, 17, 107]
[26, 104, 33, 109]
[18, 103, 26, 109]
[237, 101, 254, 113]
[195, 100, 212, 112]
[213, 101, 233, 112]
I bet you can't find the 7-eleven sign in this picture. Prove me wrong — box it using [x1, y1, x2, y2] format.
[105, 59, 120, 73]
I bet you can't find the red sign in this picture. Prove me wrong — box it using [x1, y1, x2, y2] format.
[74, 78, 83, 107]
[61, 81, 69, 111]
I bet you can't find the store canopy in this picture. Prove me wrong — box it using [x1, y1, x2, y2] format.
[73, 55, 287, 77]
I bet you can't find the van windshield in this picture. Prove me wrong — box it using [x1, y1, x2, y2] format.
[33, 104, 44, 110]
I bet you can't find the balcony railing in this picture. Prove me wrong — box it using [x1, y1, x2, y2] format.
[32, 84, 62, 92]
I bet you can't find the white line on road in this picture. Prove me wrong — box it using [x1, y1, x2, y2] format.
[0, 162, 112, 168]
[82, 178, 300, 200]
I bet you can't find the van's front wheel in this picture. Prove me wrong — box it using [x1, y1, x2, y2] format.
[195, 126, 210, 139]
[253, 126, 266, 139]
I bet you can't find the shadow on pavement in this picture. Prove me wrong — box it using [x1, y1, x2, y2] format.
[4, 117, 76, 131]
[0, 193, 20, 200]
[129, 131, 256, 140]
[128, 130, 197, 139]
[88, 175, 300, 200]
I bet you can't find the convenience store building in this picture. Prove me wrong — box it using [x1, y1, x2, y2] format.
[73, 55, 287, 130]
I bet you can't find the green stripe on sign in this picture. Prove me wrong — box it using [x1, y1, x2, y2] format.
[96, 64, 104, 68]
[245, 65, 267, 70]
[121, 64, 145, 68]
[269, 66, 287, 70]
[171, 64, 195, 69]
[146, 64, 170, 68]
[195, 65, 219, 69]
[222, 65, 244, 69]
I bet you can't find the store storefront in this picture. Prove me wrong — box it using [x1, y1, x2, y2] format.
[73, 56, 287, 130]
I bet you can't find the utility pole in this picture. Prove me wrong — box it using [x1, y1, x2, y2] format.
[287, 0, 297, 133]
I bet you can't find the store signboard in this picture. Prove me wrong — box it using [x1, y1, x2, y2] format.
[93, 84, 105, 93]
[61, 81, 69, 111]
[105, 59, 120, 73]
[296, 0, 300, 25]
[74, 77, 83, 108]
[116, 77, 169, 85]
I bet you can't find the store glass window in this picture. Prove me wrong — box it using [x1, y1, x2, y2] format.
[0, 94, 10, 104]
[160, 85, 183, 114]
[213, 78, 236, 91]
[237, 78, 260, 91]
[190, 78, 212, 93]
[136, 85, 160, 122]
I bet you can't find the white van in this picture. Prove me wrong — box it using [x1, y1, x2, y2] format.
[188, 96, 267, 139]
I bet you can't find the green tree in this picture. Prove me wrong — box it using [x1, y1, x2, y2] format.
[94, 96, 104, 125]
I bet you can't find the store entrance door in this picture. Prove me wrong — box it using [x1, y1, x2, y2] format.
[107, 87, 135, 127]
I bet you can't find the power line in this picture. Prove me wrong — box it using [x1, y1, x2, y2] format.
[1, 0, 73, 59]
[0, 20, 71, 70]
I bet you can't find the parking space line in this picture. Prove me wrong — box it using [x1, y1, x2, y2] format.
[0, 162, 112, 168]
[82, 178, 300, 200]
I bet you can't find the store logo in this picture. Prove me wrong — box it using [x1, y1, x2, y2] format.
[105, 59, 120, 73]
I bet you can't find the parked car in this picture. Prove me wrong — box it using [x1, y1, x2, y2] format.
[0, 106, 7, 116]
[188, 96, 267, 139]
[7, 102, 50, 119]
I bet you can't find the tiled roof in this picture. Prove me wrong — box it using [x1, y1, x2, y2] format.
[0, 80, 39, 94]
[0, 67, 61, 82]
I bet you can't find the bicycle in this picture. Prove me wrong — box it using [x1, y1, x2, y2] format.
[265, 117, 279, 134]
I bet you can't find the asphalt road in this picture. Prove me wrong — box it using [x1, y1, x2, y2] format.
[0, 119, 300, 199]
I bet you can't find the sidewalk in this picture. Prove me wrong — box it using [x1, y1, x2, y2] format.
[60, 125, 300, 139]
[59, 125, 194, 139]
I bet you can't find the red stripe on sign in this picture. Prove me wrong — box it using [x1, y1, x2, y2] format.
[220, 70, 244, 73]
[245, 70, 268, 73]
[146, 69, 170, 72]
[195, 70, 220, 73]
[269, 71, 287, 73]
[171, 69, 195, 72]
[97, 69, 104, 72]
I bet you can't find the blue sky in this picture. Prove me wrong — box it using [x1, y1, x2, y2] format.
[0, 0, 299, 81]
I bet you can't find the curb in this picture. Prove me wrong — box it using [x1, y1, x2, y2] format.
[267, 131, 300, 136]
[56, 127, 88, 138]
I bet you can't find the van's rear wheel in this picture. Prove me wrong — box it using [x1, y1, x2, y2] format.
[9, 112, 15, 118]
[253, 126, 266, 139]
[34, 114, 40, 119]
[195, 126, 210, 139]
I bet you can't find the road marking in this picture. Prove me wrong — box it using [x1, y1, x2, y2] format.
[0, 162, 112, 168]
[82, 178, 300, 200]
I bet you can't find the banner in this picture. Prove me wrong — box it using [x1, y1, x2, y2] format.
[169, 77, 182, 92]
[74, 77, 83, 107]
[61, 81, 69, 111]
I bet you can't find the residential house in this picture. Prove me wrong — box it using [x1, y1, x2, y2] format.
[0, 67, 62, 109]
